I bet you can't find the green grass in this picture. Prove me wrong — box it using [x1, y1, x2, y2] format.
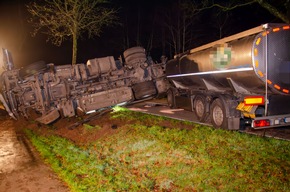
[83, 123, 102, 131]
[25, 107, 290, 191]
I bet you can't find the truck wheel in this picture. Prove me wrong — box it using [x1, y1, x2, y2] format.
[210, 98, 228, 129]
[19, 60, 47, 78]
[123, 47, 146, 64]
[167, 88, 176, 108]
[132, 81, 157, 100]
[194, 95, 207, 122]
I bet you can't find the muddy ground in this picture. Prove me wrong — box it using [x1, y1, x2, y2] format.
[0, 107, 166, 192]
[0, 107, 126, 192]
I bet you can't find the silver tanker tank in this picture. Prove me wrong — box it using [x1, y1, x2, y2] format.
[166, 23, 290, 95]
[166, 23, 290, 129]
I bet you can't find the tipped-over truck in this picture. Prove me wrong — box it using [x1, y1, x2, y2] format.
[166, 23, 290, 130]
[0, 47, 168, 124]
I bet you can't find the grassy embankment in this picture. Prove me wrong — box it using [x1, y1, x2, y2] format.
[25, 106, 290, 191]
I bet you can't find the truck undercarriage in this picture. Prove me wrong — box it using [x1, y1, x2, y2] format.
[0, 47, 169, 124]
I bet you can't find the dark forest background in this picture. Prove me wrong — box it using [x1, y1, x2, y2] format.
[0, 0, 283, 67]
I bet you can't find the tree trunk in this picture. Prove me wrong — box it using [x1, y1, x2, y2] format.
[161, 27, 166, 55]
[286, 0, 290, 24]
[182, 15, 186, 53]
[137, 6, 141, 46]
[72, 33, 77, 65]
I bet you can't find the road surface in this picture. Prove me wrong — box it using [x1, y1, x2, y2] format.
[0, 117, 68, 192]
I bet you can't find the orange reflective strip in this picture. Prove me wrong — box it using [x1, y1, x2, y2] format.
[258, 70, 264, 77]
[267, 79, 272, 84]
[255, 60, 259, 67]
[283, 89, 289, 93]
[244, 96, 264, 105]
[274, 84, 281, 90]
[254, 48, 258, 56]
[262, 31, 269, 36]
[283, 26, 290, 30]
[256, 38, 261, 45]
[273, 28, 280, 32]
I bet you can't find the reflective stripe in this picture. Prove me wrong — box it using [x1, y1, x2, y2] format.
[167, 67, 253, 78]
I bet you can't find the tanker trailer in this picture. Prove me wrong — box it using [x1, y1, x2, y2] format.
[166, 23, 290, 130]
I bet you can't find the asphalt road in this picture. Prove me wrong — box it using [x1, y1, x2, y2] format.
[127, 98, 290, 141]
[127, 98, 211, 126]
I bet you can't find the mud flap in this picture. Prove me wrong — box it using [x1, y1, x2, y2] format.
[227, 117, 240, 130]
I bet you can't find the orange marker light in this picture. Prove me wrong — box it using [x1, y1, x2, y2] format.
[254, 48, 258, 56]
[258, 70, 264, 77]
[256, 38, 261, 45]
[255, 60, 259, 67]
[273, 28, 280, 32]
[283, 89, 289, 94]
[262, 31, 269, 36]
[283, 26, 290, 30]
[274, 84, 281, 90]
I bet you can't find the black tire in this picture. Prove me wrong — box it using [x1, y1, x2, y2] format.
[19, 60, 47, 78]
[126, 54, 146, 63]
[210, 98, 228, 129]
[167, 88, 177, 108]
[193, 95, 207, 122]
[123, 47, 146, 64]
[123, 47, 145, 58]
[132, 81, 157, 100]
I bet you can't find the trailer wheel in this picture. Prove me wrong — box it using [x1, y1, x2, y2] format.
[210, 98, 228, 129]
[132, 81, 157, 100]
[194, 95, 207, 122]
[167, 88, 177, 108]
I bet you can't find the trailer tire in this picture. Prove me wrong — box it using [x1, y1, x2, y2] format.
[132, 81, 157, 100]
[210, 98, 228, 129]
[193, 95, 207, 122]
[167, 88, 177, 108]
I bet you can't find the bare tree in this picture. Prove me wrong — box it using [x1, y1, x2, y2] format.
[210, 3, 232, 39]
[27, 0, 117, 64]
[159, 0, 199, 56]
[256, 0, 290, 23]
[198, 0, 290, 23]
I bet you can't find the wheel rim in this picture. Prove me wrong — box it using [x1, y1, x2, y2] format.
[212, 105, 224, 127]
[195, 99, 205, 118]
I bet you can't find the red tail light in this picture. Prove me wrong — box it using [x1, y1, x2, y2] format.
[253, 119, 270, 127]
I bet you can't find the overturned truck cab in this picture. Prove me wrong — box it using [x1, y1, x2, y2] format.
[166, 23, 290, 130]
[0, 47, 168, 124]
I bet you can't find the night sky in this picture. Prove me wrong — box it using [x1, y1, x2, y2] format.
[0, 0, 281, 68]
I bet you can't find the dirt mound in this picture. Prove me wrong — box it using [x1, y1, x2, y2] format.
[11, 111, 124, 145]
